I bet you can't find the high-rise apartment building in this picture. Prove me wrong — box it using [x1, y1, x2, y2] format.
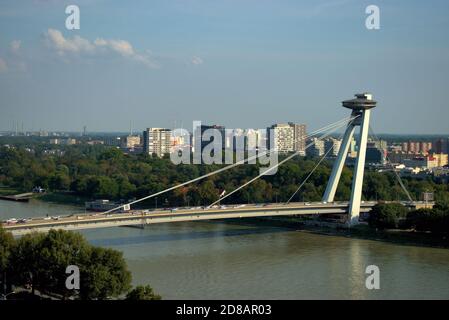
[288, 123, 307, 155]
[268, 123, 294, 153]
[434, 138, 449, 154]
[420, 142, 432, 155]
[401, 141, 433, 154]
[191, 124, 226, 163]
[245, 129, 259, 151]
[324, 138, 342, 157]
[267, 122, 306, 154]
[143, 128, 172, 157]
[348, 137, 358, 158]
[307, 138, 325, 157]
[199, 124, 226, 151]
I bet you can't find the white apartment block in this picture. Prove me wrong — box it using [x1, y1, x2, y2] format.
[143, 128, 172, 157]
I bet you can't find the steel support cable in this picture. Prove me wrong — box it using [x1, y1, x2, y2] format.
[102, 115, 358, 214]
[207, 117, 357, 207]
[285, 121, 353, 204]
[368, 125, 413, 202]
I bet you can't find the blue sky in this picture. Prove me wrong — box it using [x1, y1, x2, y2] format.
[0, 0, 448, 134]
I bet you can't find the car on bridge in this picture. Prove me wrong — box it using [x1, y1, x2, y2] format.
[5, 218, 17, 224]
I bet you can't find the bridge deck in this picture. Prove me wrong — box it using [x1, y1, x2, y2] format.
[2, 201, 378, 236]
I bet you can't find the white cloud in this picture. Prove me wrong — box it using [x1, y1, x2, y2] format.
[44, 29, 158, 68]
[45, 29, 95, 54]
[191, 56, 203, 65]
[10, 40, 21, 54]
[95, 38, 134, 56]
[0, 57, 7, 72]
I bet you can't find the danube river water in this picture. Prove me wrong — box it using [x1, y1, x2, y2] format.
[1, 199, 449, 299]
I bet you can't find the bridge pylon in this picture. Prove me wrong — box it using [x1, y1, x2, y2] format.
[322, 93, 377, 226]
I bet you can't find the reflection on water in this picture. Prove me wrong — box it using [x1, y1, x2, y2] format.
[2, 200, 449, 299]
[81, 222, 449, 300]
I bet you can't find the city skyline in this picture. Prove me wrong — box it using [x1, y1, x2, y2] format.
[1, 1, 449, 134]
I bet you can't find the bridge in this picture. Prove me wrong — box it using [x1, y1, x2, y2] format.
[3, 202, 379, 236]
[1, 93, 421, 236]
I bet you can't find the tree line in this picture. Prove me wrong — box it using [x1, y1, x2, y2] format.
[368, 202, 449, 233]
[1, 145, 448, 208]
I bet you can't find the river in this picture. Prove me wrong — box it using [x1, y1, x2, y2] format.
[1, 199, 449, 299]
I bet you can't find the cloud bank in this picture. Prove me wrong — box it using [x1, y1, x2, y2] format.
[44, 29, 159, 68]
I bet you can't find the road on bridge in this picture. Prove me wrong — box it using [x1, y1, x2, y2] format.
[2, 201, 379, 236]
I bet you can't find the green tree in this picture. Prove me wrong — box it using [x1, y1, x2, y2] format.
[0, 226, 15, 294]
[7, 229, 132, 300]
[368, 203, 408, 229]
[49, 173, 71, 191]
[79, 247, 132, 300]
[406, 208, 449, 233]
[126, 285, 161, 300]
[8, 232, 45, 295]
[198, 180, 218, 205]
[36, 230, 91, 298]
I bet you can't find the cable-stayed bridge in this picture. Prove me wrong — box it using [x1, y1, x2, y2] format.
[1, 201, 400, 236]
[2, 93, 426, 236]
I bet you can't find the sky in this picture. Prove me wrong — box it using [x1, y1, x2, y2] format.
[0, 0, 448, 134]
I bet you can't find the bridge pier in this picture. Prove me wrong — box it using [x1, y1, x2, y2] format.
[323, 93, 377, 226]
